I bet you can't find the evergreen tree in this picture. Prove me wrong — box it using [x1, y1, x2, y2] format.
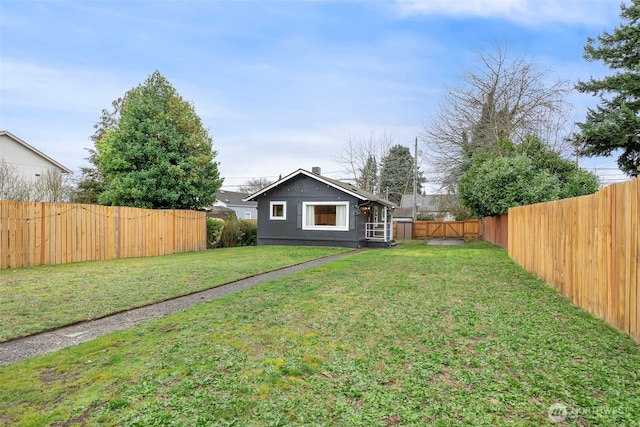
[357, 155, 378, 193]
[73, 163, 103, 204]
[574, 0, 640, 176]
[379, 144, 423, 205]
[95, 71, 223, 209]
[75, 97, 125, 204]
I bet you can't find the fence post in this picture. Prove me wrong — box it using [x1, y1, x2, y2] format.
[115, 206, 119, 260]
[610, 184, 617, 326]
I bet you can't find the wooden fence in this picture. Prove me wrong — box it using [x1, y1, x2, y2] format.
[508, 178, 639, 343]
[393, 220, 481, 240]
[0, 201, 207, 269]
[481, 214, 509, 249]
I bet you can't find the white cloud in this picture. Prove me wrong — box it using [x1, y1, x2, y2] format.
[0, 60, 141, 172]
[393, 0, 619, 27]
[0, 60, 128, 113]
[216, 121, 421, 189]
[2, 0, 629, 188]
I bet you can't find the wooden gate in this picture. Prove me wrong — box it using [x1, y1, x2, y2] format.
[411, 220, 480, 239]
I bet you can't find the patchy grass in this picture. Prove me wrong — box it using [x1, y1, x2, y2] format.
[1, 241, 639, 425]
[0, 246, 350, 342]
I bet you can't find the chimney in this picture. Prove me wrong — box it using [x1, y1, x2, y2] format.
[311, 166, 321, 175]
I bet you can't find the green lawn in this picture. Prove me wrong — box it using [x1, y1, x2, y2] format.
[1, 241, 639, 426]
[0, 246, 351, 342]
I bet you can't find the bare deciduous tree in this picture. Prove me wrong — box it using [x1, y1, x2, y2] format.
[0, 159, 16, 199]
[0, 159, 73, 202]
[422, 43, 572, 190]
[333, 130, 395, 192]
[238, 177, 274, 194]
[436, 193, 474, 221]
[32, 169, 70, 202]
[0, 159, 30, 201]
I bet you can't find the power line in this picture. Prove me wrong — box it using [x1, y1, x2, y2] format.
[221, 170, 343, 182]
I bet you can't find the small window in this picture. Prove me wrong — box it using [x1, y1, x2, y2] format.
[244, 212, 252, 219]
[270, 201, 286, 220]
[302, 202, 349, 231]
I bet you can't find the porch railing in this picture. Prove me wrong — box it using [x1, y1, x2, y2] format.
[365, 222, 393, 241]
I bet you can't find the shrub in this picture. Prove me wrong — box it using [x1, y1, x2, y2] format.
[206, 217, 225, 249]
[417, 213, 436, 221]
[560, 168, 600, 198]
[218, 218, 257, 248]
[219, 217, 239, 248]
[237, 220, 257, 246]
[459, 154, 560, 217]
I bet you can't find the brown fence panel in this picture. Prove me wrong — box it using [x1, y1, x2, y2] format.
[0, 201, 206, 270]
[508, 178, 640, 343]
[463, 220, 480, 238]
[481, 214, 509, 249]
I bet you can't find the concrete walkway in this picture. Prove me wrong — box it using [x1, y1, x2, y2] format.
[427, 238, 466, 246]
[0, 250, 362, 364]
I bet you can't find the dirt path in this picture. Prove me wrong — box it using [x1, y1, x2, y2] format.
[0, 250, 362, 364]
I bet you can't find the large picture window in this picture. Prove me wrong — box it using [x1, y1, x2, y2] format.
[270, 201, 286, 220]
[302, 202, 349, 231]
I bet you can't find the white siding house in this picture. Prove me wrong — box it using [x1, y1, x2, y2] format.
[0, 131, 72, 201]
[0, 131, 72, 183]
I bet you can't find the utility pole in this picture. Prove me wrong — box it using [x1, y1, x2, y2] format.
[413, 137, 418, 221]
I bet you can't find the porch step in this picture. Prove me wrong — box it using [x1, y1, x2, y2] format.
[364, 239, 396, 249]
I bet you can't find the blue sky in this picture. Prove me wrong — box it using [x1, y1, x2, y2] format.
[0, 0, 630, 191]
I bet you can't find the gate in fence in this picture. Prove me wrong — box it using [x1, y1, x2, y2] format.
[392, 220, 480, 240]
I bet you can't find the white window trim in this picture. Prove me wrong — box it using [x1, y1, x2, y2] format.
[302, 201, 349, 231]
[270, 201, 287, 220]
[244, 212, 252, 219]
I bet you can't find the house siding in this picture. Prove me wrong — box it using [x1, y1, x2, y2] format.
[213, 190, 257, 220]
[227, 205, 257, 220]
[0, 133, 69, 185]
[255, 174, 362, 248]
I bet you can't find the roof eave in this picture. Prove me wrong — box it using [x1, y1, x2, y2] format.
[0, 130, 73, 174]
[242, 168, 396, 208]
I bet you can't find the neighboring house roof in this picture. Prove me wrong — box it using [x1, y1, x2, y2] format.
[206, 206, 236, 219]
[244, 168, 395, 207]
[393, 207, 415, 219]
[215, 190, 256, 207]
[395, 194, 452, 219]
[399, 194, 445, 211]
[0, 130, 72, 174]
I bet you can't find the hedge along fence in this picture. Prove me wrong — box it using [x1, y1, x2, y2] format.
[0, 201, 207, 269]
[508, 177, 639, 343]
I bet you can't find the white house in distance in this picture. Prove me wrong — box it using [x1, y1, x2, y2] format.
[0, 130, 72, 184]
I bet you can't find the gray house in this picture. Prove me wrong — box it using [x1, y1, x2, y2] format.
[213, 190, 257, 220]
[395, 194, 454, 221]
[244, 168, 395, 248]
